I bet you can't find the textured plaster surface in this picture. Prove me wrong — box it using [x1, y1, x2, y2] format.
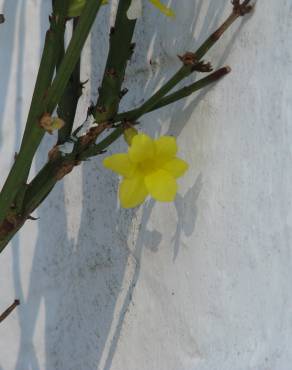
[0, 1, 292, 369]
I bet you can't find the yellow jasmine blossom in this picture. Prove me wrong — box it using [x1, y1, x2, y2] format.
[68, 0, 108, 18]
[103, 133, 188, 208]
[127, 0, 175, 19]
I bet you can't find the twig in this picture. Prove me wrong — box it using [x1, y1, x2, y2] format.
[57, 18, 82, 144]
[153, 66, 231, 109]
[0, 300, 20, 323]
[0, 0, 104, 229]
[112, 0, 253, 122]
[0, 1, 69, 223]
[93, 0, 137, 122]
[115, 66, 231, 121]
[72, 0, 137, 156]
[80, 67, 231, 159]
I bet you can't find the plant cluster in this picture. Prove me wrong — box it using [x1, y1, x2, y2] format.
[0, 0, 253, 253]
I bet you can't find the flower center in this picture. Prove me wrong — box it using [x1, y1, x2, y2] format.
[138, 158, 157, 175]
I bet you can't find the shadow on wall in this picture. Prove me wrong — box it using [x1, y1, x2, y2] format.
[8, 1, 249, 369]
[0, 0, 19, 148]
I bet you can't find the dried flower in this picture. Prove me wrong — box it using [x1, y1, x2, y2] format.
[39, 113, 65, 134]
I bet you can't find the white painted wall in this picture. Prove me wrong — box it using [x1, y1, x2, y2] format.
[0, 1, 292, 369]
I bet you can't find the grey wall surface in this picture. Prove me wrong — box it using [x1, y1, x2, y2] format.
[0, 1, 292, 369]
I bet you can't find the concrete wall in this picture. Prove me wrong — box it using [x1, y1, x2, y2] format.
[0, 1, 292, 369]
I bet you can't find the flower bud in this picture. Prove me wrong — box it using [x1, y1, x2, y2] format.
[123, 127, 138, 146]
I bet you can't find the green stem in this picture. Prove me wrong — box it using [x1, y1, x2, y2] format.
[81, 67, 231, 159]
[0, 0, 103, 225]
[0, 156, 70, 252]
[114, 67, 230, 121]
[45, 0, 103, 114]
[79, 126, 124, 159]
[23, 159, 64, 212]
[58, 18, 82, 144]
[94, 0, 136, 122]
[150, 66, 231, 111]
[112, 4, 245, 122]
[0, 9, 67, 224]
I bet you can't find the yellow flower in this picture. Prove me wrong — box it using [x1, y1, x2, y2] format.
[68, 0, 108, 18]
[103, 133, 188, 208]
[127, 0, 175, 19]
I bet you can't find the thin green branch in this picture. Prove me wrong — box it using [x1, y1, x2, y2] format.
[81, 67, 231, 159]
[149, 66, 231, 111]
[58, 18, 82, 144]
[94, 0, 136, 122]
[45, 1, 103, 114]
[0, 5, 68, 224]
[0, 0, 103, 226]
[79, 126, 124, 160]
[113, 67, 231, 122]
[112, 1, 251, 122]
[0, 154, 75, 251]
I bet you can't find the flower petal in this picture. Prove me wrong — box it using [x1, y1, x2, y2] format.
[154, 136, 177, 164]
[148, 0, 175, 17]
[103, 153, 136, 178]
[145, 169, 177, 202]
[162, 158, 189, 178]
[119, 176, 148, 208]
[128, 133, 155, 163]
[127, 0, 142, 19]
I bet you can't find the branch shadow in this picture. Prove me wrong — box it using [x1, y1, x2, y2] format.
[0, 0, 32, 367]
[10, 1, 68, 370]
[0, 0, 19, 147]
[8, 1, 252, 369]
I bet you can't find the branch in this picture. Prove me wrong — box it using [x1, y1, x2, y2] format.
[113, 0, 253, 122]
[0, 300, 20, 323]
[80, 67, 231, 159]
[0, 3, 68, 225]
[115, 66, 231, 121]
[93, 0, 137, 122]
[57, 18, 82, 144]
[0, 0, 104, 226]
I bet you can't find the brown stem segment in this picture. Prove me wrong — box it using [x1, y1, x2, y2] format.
[0, 300, 20, 323]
